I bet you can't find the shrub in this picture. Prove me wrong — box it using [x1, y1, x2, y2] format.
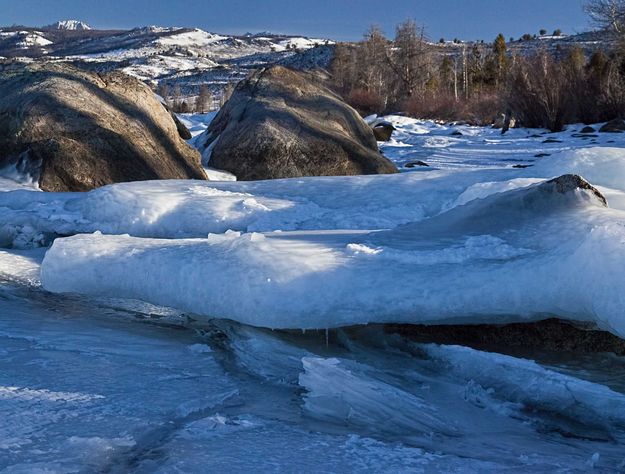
[402, 94, 459, 121]
[346, 89, 384, 116]
[402, 92, 503, 126]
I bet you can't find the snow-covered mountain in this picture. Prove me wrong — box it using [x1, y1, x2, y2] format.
[0, 24, 334, 101]
[47, 20, 91, 31]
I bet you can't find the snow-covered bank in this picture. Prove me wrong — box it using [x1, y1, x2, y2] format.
[3, 146, 625, 248]
[40, 173, 625, 337]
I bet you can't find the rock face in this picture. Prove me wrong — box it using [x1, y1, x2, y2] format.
[0, 63, 206, 192]
[599, 118, 625, 133]
[199, 66, 397, 180]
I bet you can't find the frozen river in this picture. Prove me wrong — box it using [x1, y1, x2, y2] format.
[2, 116, 625, 472]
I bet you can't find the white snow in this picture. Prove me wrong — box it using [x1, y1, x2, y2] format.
[13, 31, 53, 49]
[156, 28, 229, 48]
[275, 37, 332, 51]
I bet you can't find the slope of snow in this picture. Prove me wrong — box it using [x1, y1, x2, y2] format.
[52, 26, 332, 96]
[12, 31, 52, 49]
[275, 37, 332, 51]
[155, 28, 228, 48]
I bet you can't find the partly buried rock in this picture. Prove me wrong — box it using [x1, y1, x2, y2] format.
[545, 174, 607, 207]
[599, 118, 625, 133]
[197, 66, 398, 180]
[371, 121, 396, 141]
[387, 318, 625, 355]
[580, 125, 596, 134]
[405, 160, 429, 168]
[0, 63, 206, 191]
[492, 113, 516, 134]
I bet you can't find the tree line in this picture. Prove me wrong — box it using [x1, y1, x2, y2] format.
[328, 1, 625, 131]
[157, 82, 235, 114]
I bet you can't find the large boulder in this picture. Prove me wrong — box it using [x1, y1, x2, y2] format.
[198, 66, 397, 180]
[371, 121, 396, 142]
[599, 118, 625, 133]
[0, 63, 206, 191]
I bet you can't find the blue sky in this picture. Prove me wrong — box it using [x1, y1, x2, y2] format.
[1, 0, 590, 41]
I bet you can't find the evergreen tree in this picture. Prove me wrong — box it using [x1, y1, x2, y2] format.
[493, 33, 508, 87]
[438, 55, 455, 93]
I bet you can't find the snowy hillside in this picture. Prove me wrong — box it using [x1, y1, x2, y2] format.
[0, 30, 53, 52]
[2, 116, 625, 470]
[0, 24, 333, 100]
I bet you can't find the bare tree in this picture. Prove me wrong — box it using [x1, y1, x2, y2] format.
[388, 20, 431, 98]
[220, 82, 235, 107]
[197, 84, 212, 113]
[172, 84, 183, 112]
[506, 53, 575, 132]
[330, 43, 357, 93]
[156, 83, 170, 107]
[358, 25, 391, 108]
[585, 0, 625, 35]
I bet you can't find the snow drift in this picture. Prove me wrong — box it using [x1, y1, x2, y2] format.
[40, 167, 625, 337]
[5, 146, 625, 248]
